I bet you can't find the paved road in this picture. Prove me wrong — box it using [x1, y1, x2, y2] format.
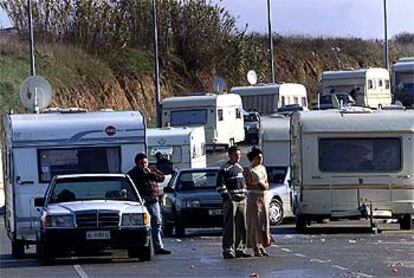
[1, 218, 413, 278]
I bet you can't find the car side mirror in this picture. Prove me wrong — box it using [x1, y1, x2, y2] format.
[34, 197, 45, 207]
[163, 187, 174, 193]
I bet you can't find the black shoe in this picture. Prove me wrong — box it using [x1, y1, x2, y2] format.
[223, 251, 235, 259]
[236, 251, 252, 258]
[155, 248, 171, 255]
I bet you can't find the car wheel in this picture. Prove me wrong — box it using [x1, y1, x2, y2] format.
[11, 240, 25, 258]
[36, 240, 54, 265]
[400, 214, 413, 230]
[269, 199, 284, 226]
[175, 223, 186, 237]
[295, 215, 307, 232]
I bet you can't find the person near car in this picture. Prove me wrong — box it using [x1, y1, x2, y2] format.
[128, 153, 171, 255]
[154, 152, 174, 175]
[244, 147, 271, 257]
[216, 146, 251, 259]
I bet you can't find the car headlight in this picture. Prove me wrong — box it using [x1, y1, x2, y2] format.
[122, 213, 144, 226]
[185, 200, 200, 208]
[44, 215, 74, 227]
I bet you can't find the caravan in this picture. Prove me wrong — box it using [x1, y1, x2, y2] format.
[231, 83, 308, 115]
[1, 110, 146, 257]
[290, 108, 414, 231]
[161, 94, 244, 147]
[147, 126, 206, 170]
[393, 57, 414, 108]
[321, 68, 392, 109]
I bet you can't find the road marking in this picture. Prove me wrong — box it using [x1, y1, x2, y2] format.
[294, 253, 307, 258]
[351, 272, 375, 278]
[310, 258, 327, 264]
[271, 244, 280, 248]
[331, 265, 349, 271]
[280, 248, 292, 253]
[74, 264, 89, 278]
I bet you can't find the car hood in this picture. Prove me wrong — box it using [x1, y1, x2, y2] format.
[46, 200, 146, 214]
[176, 190, 221, 202]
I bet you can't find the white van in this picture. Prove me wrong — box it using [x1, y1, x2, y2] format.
[161, 93, 244, 147]
[260, 115, 294, 224]
[1, 110, 146, 257]
[393, 57, 414, 108]
[321, 68, 392, 109]
[231, 83, 308, 115]
[290, 108, 414, 231]
[147, 126, 206, 169]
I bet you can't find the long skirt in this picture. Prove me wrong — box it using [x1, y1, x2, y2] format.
[246, 191, 271, 248]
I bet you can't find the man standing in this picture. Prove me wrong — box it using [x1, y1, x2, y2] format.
[154, 152, 174, 175]
[128, 153, 171, 255]
[216, 146, 251, 259]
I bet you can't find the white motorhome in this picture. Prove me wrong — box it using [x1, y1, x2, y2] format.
[1, 110, 146, 257]
[321, 68, 392, 109]
[393, 57, 414, 108]
[260, 115, 294, 224]
[147, 126, 206, 169]
[231, 83, 308, 115]
[290, 108, 414, 231]
[161, 93, 244, 147]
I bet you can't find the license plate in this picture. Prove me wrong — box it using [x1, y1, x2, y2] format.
[208, 209, 224, 216]
[86, 230, 110, 240]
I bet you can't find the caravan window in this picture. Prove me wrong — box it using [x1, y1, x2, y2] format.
[319, 138, 401, 172]
[368, 80, 374, 89]
[218, 109, 223, 121]
[38, 147, 121, 183]
[385, 80, 390, 89]
[235, 108, 241, 119]
[170, 109, 207, 126]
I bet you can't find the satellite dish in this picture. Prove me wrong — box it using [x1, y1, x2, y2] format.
[19, 76, 52, 112]
[212, 76, 226, 94]
[247, 70, 257, 85]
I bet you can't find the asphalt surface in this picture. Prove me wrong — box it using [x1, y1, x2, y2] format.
[1, 145, 414, 277]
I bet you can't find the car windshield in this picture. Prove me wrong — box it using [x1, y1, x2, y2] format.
[48, 176, 140, 203]
[176, 170, 218, 191]
[266, 167, 288, 185]
[244, 113, 259, 122]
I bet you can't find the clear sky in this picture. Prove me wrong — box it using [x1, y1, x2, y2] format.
[1, 0, 413, 38]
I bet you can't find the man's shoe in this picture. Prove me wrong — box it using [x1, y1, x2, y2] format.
[155, 248, 171, 255]
[236, 251, 252, 258]
[223, 251, 235, 259]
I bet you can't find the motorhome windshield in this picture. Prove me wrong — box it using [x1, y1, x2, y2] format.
[38, 147, 121, 183]
[395, 71, 414, 94]
[170, 109, 207, 126]
[319, 138, 401, 172]
[49, 177, 139, 203]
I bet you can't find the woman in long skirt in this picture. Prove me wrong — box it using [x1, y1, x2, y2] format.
[244, 147, 271, 257]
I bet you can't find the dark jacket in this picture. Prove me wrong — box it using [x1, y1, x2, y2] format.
[128, 166, 165, 203]
[155, 158, 174, 175]
[216, 161, 247, 202]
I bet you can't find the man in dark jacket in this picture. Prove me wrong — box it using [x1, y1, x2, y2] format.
[216, 146, 251, 259]
[128, 153, 171, 255]
[154, 152, 174, 175]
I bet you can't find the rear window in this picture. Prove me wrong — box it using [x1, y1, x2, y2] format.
[176, 170, 218, 191]
[38, 147, 121, 183]
[170, 109, 207, 126]
[319, 138, 401, 172]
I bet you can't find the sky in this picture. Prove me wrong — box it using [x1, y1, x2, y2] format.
[1, 0, 413, 39]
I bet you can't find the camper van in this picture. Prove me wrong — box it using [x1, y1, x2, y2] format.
[321, 68, 392, 109]
[260, 115, 294, 224]
[1, 110, 146, 257]
[147, 126, 206, 169]
[290, 108, 414, 231]
[393, 57, 414, 108]
[231, 83, 308, 115]
[161, 94, 244, 147]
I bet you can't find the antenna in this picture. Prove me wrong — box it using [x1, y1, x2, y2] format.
[247, 70, 258, 85]
[212, 76, 226, 94]
[19, 76, 52, 113]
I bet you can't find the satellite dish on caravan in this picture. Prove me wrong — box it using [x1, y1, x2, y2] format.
[19, 76, 52, 112]
[247, 70, 257, 85]
[212, 76, 226, 94]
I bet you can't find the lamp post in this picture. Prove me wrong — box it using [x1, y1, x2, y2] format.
[383, 0, 389, 70]
[267, 0, 275, 83]
[153, 0, 161, 127]
[28, 0, 36, 76]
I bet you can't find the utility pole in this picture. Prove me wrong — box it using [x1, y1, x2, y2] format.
[383, 0, 389, 70]
[267, 0, 275, 83]
[153, 0, 161, 127]
[28, 0, 36, 76]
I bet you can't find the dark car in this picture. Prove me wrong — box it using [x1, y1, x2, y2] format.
[34, 174, 152, 264]
[242, 109, 261, 142]
[161, 168, 222, 237]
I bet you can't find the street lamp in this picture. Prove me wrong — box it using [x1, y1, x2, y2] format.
[267, 0, 275, 83]
[153, 0, 161, 127]
[383, 0, 389, 70]
[28, 0, 36, 76]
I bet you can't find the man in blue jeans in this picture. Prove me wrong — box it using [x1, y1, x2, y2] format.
[128, 153, 171, 255]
